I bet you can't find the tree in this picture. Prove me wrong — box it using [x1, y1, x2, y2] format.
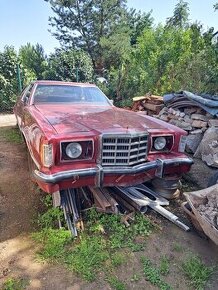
[44, 48, 93, 82]
[45, 0, 127, 70]
[166, 0, 189, 28]
[0, 46, 19, 111]
[127, 9, 153, 45]
[19, 43, 47, 80]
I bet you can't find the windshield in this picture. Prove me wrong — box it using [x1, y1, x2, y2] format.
[33, 84, 111, 105]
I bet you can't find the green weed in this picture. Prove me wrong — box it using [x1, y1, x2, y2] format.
[141, 257, 172, 290]
[159, 256, 170, 276]
[87, 210, 153, 250]
[130, 273, 141, 282]
[65, 235, 109, 281]
[2, 277, 29, 290]
[106, 276, 126, 290]
[32, 228, 72, 261]
[181, 255, 214, 290]
[172, 242, 183, 252]
[33, 204, 154, 282]
[111, 252, 126, 267]
[0, 127, 22, 144]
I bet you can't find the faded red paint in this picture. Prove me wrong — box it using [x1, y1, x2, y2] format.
[14, 81, 192, 193]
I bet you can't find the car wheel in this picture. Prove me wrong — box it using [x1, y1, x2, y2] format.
[207, 171, 218, 187]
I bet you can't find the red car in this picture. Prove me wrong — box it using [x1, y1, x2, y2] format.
[14, 80, 192, 193]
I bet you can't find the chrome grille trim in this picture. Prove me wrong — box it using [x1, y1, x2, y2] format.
[101, 133, 148, 166]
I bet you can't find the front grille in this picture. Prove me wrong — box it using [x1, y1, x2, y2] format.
[101, 133, 148, 166]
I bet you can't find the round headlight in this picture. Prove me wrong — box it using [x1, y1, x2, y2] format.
[66, 142, 82, 159]
[154, 137, 167, 151]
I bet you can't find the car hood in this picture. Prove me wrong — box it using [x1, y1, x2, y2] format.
[35, 104, 171, 135]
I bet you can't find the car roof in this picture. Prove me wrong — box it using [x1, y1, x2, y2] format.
[33, 80, 97, 87]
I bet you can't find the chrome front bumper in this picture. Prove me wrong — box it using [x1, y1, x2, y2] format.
[33, 157, 193, 186]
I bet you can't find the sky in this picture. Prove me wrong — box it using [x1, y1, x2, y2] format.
[0, 0, 217, 55]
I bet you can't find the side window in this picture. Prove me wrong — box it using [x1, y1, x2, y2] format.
[21, 84, 34, 104]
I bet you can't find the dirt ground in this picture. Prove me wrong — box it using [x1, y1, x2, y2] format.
[0, 125, 218, 290]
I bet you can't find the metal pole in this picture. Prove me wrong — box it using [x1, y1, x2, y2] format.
[16, 64, 22, 93]
[76, 67, 79, 82]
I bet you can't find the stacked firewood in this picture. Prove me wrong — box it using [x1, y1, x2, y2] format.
[132, 95, 164, 115]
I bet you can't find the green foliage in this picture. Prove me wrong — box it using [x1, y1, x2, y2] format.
[45, 0, 128, 68]
[181, 255, 215, 290]
[159, 256, 170, 276]
[166, 0, 190, 29]
[65, 235, 109, 281]
[1, 1, 218, 110]
[106, 276, 126, 290]
[37, 195, 64, 229]
[0, 46, 19, 111]
[33, 205, 154, 282]
[32, 228, 72, 260]
[130, 273, 141, 282]
[111, 252, 126, 267]
[87, 210, 153, 249]
[19, 43, 48, 81]
[44, 48, 93, 82]
[0, 127, 23, 144]
[172, 242, 183, 252]
[141, 257, 172, 290]
[2, 277, 29, 290]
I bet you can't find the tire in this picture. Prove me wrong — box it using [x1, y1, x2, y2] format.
[207, 171, 218, 187]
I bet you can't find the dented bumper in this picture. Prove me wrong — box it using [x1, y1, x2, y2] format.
[33, 157, 193, 186]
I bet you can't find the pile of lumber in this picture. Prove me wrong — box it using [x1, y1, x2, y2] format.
[132, 95, 164, 115]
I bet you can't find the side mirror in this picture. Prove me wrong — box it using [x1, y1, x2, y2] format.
[23, 91, 31, 105]
[109, 99, 114, 105]
[23, 96, 29, 105]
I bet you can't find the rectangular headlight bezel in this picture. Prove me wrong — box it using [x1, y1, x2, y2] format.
[60, 140, 94, 162]
[150, 135, 174, 153]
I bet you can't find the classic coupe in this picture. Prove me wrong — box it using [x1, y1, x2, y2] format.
[14, 81, 193, 193]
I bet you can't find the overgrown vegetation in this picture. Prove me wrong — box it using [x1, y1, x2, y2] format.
[0, 127, 23, 144]
[2, 277, 29, 290]
[31, 195, 218, 289]
[181, 255, 215, 290]
[141, 257, 172, 290]
[33, 198, 154, 283]
[1, 1, 217, 111]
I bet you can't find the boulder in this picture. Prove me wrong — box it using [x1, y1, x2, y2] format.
[192, 120, 208, 128]
[208, 119, 218, 127]
[194, 127, 218, 168]
[191, 113, 209, 122]
[185, 133, 203, 154]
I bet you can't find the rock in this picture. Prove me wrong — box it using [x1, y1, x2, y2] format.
[159, 115, 169, 122]
[184, 107, 197, 115]
[183, 115, 192, 124]
[208, 119, 218, 127]
[168, 108, 176, 114]
[158, 107, 168, 115]
[174, 120, 192, 130]
[169, 119, 177, 125]
[175, 111, 180, 117]
[191, 113, 208, 122]
[194, 127, 218, 167]
[180, 112, 185, 118]
[192, 120, 208, 128]
[185, 133, 203, 154]
[190, 129, 203, 134]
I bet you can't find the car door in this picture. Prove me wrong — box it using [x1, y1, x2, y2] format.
[15, 84, 34, 129]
